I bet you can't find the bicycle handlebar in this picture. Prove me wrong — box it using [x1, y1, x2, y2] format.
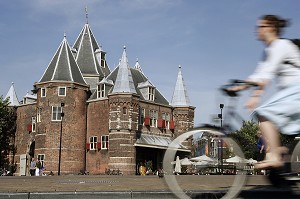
[221, 79, 259, 97]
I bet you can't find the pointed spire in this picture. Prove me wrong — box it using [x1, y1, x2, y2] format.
[5, 82, 20, 106]
[85, 6, 89, 24]
[171, 65, 191, 107]
[134, 57, 144, 74]
[39, 34, 86, 85]
[112, 46, 137, 94]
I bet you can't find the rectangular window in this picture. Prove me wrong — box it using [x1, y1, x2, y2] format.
[150, 110, 158, 127]
[101, 135, 109, 149]
[89, 136, 97, 150]
[148, 87, 155, 101]
[139, 108, 145, 125]
[97, 84, 105, 98]
[37, 108, 41, 123]
[37, 154, 45, 168]
[51, 106, 62, 121]
[32, 117, 36, 132]
[41, 88, 46, 97]
[58, 87, 66, 96]
[162, 112, 170, 129]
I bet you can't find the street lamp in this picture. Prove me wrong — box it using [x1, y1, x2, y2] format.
[58, 102, 65, 176]
[218, 104, 224, 128]
[218, 104, 224, 173]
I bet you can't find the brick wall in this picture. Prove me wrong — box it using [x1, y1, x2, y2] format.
[34, 82, 88, 174]
[86, 99, 110, 174]
[14, 103, 36, 175]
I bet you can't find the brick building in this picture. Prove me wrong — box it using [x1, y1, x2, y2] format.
[5, 19, 195, 175]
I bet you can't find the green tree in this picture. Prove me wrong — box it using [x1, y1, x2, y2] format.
[229, 120, 299, 160]
[0, 96, 17, 172]
[229, 121, 259, 159]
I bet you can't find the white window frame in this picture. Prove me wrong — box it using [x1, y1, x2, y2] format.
[37, 154, 45, 168]
[148, 87, 155, 101]
[89, 136, 97, 150]
[37, 108, 41, 123]
[139, 108, 145, 125]
[97, 84, 105, 98]
[150, 110, 158, 127]
[32, 117, 36, 132]
[101, 135, 109, 149]
[41, 88, 46, 97]
[51, 106, 62, 121]
[58, 87, 66, 96]
[162, 112, 170, 129]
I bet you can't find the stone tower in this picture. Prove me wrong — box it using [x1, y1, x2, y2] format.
[108, 47, 139, 175]
[171, 66, 195, 147]
[34, 35, 89, 174]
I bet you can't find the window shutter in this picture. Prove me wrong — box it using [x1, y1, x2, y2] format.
[162, 120, 166, 128]
[97, 141, 101, 151]
[157, 119, 163, 128]
[169, 120, 175, 130]
[144, 117, 150, 126]
[27, 124, 32, 133]
[86, 143, 90, 151]
[107, 139, 109, 149]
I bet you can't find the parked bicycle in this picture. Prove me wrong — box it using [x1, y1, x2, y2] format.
[163, 80, 300, 199]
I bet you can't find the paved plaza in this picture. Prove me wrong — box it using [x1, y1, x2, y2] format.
[0, 175, 299, 198]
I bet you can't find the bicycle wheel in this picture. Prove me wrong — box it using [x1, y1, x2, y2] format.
[163, 126, 247, 199]
[290, 139, 300, 188]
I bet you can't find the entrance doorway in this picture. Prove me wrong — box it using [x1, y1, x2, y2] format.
[136, 147, 164, 175]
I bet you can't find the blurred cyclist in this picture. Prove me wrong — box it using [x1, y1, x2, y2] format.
[231, 15, 300, 169]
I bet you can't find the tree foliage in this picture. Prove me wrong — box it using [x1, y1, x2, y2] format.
[0, 96, 17, 170]
[229, 121, 259, 159]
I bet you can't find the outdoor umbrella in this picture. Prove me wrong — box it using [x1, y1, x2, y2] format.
[193, 160, 212, 166]
[225, 155, 249, 163]
[174, 156, 181, 173]
[248, 158, 258, 165]
[180, 157, 193, 166]
[190, 155, 216, 162]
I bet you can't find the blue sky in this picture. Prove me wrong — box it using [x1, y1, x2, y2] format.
[1, 0, 299, 125]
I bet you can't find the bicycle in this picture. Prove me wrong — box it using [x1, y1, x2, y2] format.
[163, 80, 300, 199]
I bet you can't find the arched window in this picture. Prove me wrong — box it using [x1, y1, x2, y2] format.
[123, 107, 127, 114]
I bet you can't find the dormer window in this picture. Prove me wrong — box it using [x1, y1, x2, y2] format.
[97, 84, 105, 98]
[148, 87, 155, 101]
[137, 81, 155, 101]
[58, 87, 66, 96]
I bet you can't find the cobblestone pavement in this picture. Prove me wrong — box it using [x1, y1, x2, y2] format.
[0, 175, 299, 199]
[0, 175, 270, 192]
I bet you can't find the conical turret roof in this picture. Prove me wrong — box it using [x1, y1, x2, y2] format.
[39, 35, 86, 85]
[134, 58, 144, 74]
[171, 65, 191, 107]
[112, 47, 137, 94]
[4, 82, 20, 106]
[72, 23, 110, 77]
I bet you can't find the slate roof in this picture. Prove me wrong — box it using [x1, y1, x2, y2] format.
[72, 23, 110, 78]
[4, 82, 20, 106]
[105, 47, 169, 105]
[171, 65, 191, 107]
[39, 35, 86, 85]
